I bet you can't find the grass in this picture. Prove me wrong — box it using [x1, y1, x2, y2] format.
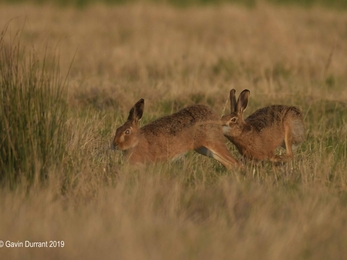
[0, 2, 347, 259]
[0, 25, 68, 188]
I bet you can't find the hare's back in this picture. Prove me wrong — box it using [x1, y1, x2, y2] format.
[245, 105, 292, 132]
[141, 104, 217, 136]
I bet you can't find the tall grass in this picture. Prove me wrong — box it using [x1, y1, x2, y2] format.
[0, 25, 67, 188]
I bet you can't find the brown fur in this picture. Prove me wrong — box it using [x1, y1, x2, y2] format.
[113, 99, 241, 169]
[221, 89, 305, 162]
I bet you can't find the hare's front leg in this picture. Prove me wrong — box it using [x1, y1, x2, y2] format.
[195, 143, 241, 169]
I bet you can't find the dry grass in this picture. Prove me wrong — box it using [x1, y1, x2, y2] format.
[0, 2, 347, 259]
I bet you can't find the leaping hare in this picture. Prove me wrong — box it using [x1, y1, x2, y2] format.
[221, 89, 305, 162]
[113, 98, 241, 169]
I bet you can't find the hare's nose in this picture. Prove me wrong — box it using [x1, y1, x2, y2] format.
[110, 142, 117, 151]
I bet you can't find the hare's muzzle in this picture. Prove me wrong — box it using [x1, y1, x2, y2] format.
[222, 125, 231, 135]
[110, 142, 118, 151]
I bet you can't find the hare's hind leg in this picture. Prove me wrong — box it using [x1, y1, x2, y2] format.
[275, 118, 305, 163]
[195, 143, 240, 169]
[291, 118, 305, 145]
[270, 122, 294, 163]
[278, 109, 305, 162]
[284, 122, 294, 159]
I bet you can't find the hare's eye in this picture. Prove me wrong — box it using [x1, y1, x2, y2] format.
[125, 129, 131, 135]
[230, 117, 237, 123]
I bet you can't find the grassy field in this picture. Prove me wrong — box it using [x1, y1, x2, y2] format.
[1, 2, 347, 259]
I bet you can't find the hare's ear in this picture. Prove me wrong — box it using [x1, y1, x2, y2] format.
[127, 98, 145, 122]
[237, 89, 250, 114]
[229, 89, 237, 113]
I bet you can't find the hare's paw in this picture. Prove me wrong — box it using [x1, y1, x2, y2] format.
[269, 154, 292, 165]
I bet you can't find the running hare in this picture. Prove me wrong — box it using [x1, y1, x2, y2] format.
[221, 89, 305, 162]
[113, 98, 241, 169]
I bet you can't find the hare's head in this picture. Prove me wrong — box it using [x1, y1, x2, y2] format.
[113, 99, 144, 150]
[221, 89, 250, 137]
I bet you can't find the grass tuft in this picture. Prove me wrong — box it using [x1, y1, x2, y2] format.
[0, 25, 67, 188]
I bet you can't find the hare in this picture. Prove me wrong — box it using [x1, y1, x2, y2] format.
[113, 98, 241, 169]
[221, 89, 305, 162]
